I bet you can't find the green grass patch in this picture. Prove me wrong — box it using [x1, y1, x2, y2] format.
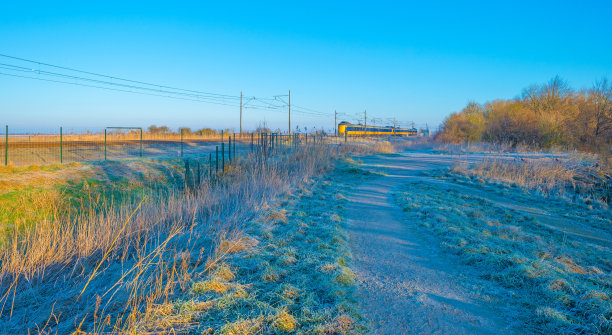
[0, 158, 184, 241]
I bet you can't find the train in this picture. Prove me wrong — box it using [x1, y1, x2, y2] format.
[337, 121, 417, 136]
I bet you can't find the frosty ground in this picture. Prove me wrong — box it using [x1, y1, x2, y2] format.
[347, 149, 610, 334]
[0, 142, 609, 334]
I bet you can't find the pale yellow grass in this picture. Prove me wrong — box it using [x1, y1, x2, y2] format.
[454, 156, 610, 202]
[0, 143, 364, 334]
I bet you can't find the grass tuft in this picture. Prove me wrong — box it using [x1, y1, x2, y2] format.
[217, 236, 260, 254]
[193, 280, 230, 294]
[220, 317, 263, 335]
[334, 267, 356, 286]
[272, 309, 298, 332]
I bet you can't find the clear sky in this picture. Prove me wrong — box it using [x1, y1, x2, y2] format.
[1, 0, 610, 133]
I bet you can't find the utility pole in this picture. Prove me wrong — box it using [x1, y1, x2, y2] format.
[393, 118, 397, 128]
[288, 90, 291, 135]
[334, 110, 337, 136]
[240, 91, 243, 135]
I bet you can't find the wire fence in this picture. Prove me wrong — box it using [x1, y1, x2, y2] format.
[0, 125, 354, 168]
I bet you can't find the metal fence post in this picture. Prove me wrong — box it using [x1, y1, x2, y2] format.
[140, 128, 143, 158]
[233, 133, 236, 159]
[60, 126, 63, 164]
[209, 152, 212, 179]
[4, 125, 7, 166]
[228, 135, 232, 162]
[251, 132, 253, 152]
[196, 160, 201, 186]
[104, 128, 107, 161]
[180, 128, 184, 157]
[221, 141, 225, 171]
[184, 159, 190, 190]
[216, 146, 219, 174]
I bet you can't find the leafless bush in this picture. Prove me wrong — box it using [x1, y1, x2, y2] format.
[437, 76, 611, 154]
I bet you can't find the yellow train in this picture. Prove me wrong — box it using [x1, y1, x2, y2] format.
[337, 122, 417, 136]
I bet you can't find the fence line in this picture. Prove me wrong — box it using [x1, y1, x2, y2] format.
[1, 125, 356, 168]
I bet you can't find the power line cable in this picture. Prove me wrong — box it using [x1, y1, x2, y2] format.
[0, 53, 333, 118]
[0, 71, 242, 107]
[0, 62, 242, 105]
[0, 53, 241, 100]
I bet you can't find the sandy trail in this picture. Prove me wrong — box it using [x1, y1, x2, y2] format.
[346, 151, 520, 334]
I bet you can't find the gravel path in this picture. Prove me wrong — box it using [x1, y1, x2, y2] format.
[346, 152, 518, 334]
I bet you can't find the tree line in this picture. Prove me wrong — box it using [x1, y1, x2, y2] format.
[147, 125, 224, 136]
[436, 76, 611, 153]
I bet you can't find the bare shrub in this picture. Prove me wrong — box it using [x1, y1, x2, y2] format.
[436, 76, 611, 154]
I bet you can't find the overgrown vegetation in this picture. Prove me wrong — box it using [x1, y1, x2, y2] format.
[437, 76, 611, 155]
[136, 162, 371, 334]
[453, 154, 611, 205]
[0, 139, 390, 333]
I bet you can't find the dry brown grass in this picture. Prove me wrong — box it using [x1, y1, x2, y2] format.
[454, 155, 611, 204]
[193, 280, 230, 294]
[373, 141, 394, 153]
[0, 142, 371, 333]
[339, 138, 395, 155]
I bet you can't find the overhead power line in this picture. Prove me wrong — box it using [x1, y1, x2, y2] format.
[0, 53, 331, 118]
[0, 53, 240, 100]
[0, 62, 241, 105]
[0, 71, 238, 107]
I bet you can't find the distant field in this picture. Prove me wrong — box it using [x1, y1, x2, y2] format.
[0, 132, 288, 167]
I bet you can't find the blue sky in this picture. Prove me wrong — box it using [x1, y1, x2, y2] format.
[1, 1, 610, 132]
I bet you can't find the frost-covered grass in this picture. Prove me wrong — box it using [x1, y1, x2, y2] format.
[453, 155, 611, 206]
[394, 175, 611, 334]
[0, 146, 336, 333]
[432, 170, 611, 234]
[0, 139, 385, 333]
[136, 162, 371, 334]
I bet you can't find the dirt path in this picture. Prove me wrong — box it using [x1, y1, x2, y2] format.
[347, 152, 518, 334]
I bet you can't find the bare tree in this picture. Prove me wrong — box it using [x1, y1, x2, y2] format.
[590, 78, 612, 139]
